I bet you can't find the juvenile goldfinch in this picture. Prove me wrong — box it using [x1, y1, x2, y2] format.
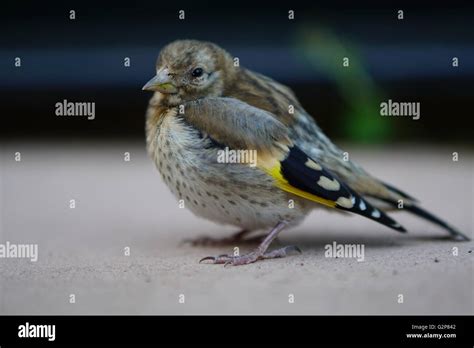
[143, 40, 470, 266]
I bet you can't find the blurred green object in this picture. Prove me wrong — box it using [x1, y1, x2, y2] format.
[295, 27, 392, 143]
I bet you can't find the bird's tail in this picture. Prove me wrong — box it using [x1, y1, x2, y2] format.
[402, 204, 470, 241]
[374, 183, 470, 241]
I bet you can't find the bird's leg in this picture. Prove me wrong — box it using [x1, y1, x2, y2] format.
[182, 229, 265, 246]
[199, 221, 301, 266]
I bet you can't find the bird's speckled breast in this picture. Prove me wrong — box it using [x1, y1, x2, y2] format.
[145, 102, 311, 230]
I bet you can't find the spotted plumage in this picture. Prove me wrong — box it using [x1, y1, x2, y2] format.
[143, 40, 469, 266]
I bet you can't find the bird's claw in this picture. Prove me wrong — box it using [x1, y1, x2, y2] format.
[262, 245, 302, 259]
[199, 245, 302, 266]
[199, 254, 231, 264]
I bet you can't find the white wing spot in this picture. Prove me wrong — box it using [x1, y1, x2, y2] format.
[336, 196, 354, 208]
[359, 200, 367, 211]
[371, 209, 381, 218]
[317, 176, 340, 191]
[305, 159, 322, 171]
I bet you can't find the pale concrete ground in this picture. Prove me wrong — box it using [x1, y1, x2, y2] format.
[0, 141, 472, 315]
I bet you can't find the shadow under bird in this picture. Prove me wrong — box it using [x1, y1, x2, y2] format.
[142, 40, 470, 266]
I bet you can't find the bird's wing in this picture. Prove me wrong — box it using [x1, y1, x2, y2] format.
[182, 97, 291, 152]
[316, 154, 407, 204]
[183, 97, 406, 233]
[228, 69, 413, 206]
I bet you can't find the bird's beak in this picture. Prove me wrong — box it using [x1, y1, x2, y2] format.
[142, 68, 178, 93]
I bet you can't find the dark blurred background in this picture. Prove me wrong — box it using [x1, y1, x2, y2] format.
[1, 1, 473, 144]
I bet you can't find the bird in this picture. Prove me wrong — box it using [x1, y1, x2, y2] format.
[142, 39, 470, 266]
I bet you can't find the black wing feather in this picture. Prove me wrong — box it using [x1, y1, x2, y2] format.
[280, 146, 406, 233]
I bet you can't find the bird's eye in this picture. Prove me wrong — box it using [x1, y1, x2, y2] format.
[191, 68, 204, 77]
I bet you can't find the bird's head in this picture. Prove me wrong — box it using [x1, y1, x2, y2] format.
[143, 40, 236, 106]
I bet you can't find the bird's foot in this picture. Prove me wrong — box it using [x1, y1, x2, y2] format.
[199, 245, 301, 266]
[182, 230, 266, 247]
